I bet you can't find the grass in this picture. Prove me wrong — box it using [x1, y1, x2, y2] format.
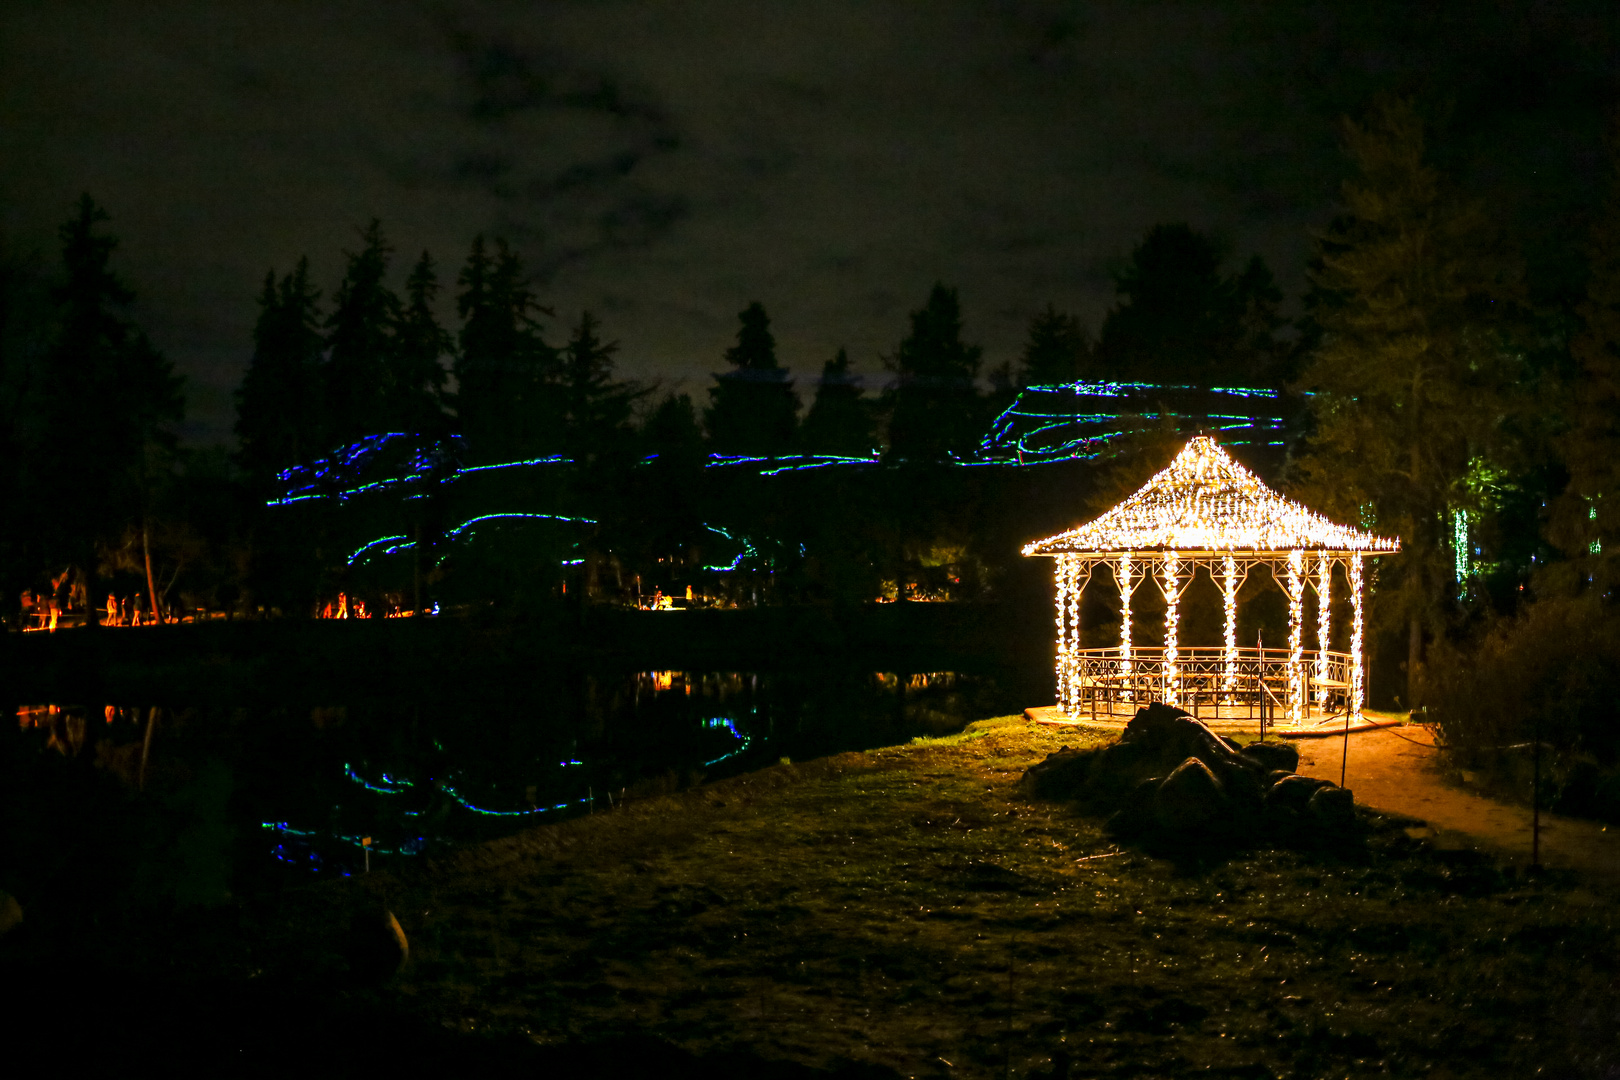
[327, 715, 1618, 1078]
[10, 715, 1619, 1077]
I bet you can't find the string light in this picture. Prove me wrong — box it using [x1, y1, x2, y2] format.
[981, 383, 1287, 465]
[1350, 555, 1365, 722]
[1221, 555, 1240, 701]
[1117, 552, 1134, 697]
[1286, 549, 1304, 724]
[1026, 436, 1399, 724]
[1452, 508, 1470, 596]
[1160, 552, 1182, 705]
[1054, 556, 1071, 712]
[1023, 437, 1400, 557]
[1315, 550, 1331, 706]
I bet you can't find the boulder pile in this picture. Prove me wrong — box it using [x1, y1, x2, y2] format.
[1023, 702, 1357, 848]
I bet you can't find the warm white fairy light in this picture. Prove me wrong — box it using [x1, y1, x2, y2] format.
[1054, 555, 1071, 711]
[1160, 551, 1180, 705]
[1030, 436, 1398, 724]
[1117, 552, 1134, 694]
[1286, 549, 1305, 723]
[1350, 554, 1365, 722]
[1221, 554, 1239, 700]
[1023, 436, 1400, 557]
[1314, 550, 1331, 706]
[1069, 558, 1084, 708]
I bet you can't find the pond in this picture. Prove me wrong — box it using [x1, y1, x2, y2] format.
[5, 667, 1034, 905]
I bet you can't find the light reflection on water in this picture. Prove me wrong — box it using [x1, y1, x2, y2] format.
[13, 668, 1015, 883]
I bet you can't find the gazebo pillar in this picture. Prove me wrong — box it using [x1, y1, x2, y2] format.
[1159, 552, 1194, 706]
[1220, 555, 1245, 702]
[1117, 552, 1135, 697]
[1284, 549, 1306, 724]
[1053, 555, 1089, 714]
[1314, 551, 1332, 707]
[1350, 554, 1365, 722]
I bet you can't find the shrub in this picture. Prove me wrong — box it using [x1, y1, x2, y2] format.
[1427, 596, 1620, 821]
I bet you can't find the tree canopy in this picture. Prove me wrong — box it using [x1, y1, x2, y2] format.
[1095, 223, 1286, 386]
[800, 348, 873, 456]
[705, 302, 799, 455]
[1293, 97, 1522, 705]
[883, 283, 984, 462]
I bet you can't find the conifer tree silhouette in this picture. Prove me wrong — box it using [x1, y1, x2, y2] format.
[38, 195, 183, 622]
[705, 302, 798, 455]
[801, 347, 873, 455]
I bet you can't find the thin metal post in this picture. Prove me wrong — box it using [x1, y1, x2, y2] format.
[1532, 710, 1542, 870]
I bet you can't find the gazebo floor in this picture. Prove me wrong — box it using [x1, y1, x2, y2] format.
[1022, 704, 1407, 739]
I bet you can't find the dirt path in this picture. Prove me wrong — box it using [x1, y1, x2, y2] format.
[1294, 723, 1620, 883]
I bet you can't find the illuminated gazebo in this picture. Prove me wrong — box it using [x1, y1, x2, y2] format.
[1023, 436, 1400, 726]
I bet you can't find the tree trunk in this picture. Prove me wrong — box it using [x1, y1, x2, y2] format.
[1407, 613, 1424, 712]
[143, 517, 161, 622]
[412, 518, 422, 616]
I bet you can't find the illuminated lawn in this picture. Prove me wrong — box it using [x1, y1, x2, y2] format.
[264, 715, 1614, 1079]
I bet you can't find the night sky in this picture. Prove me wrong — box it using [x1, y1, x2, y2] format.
[4, 1, 1616, 444]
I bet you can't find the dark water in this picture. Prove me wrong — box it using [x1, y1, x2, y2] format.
[7, 668, 1029, 901]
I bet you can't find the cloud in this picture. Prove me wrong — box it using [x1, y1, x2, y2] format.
[1, 0, 1612, 443]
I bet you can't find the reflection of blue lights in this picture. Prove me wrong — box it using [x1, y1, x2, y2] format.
[702, 523, 757, 572]
[702, 717, 752, 767]
[439, 782, 591, 817]
[261, 821, 424, 856]
[344, 764, 412, 794]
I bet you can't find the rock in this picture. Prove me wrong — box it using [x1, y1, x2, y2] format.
[1209, 756, 1265, 827]
[1105, 776, 1163, 839]
[1265, 773, 1330, 814]
[346, 908, 409, 984]
[1241, 741, 1300, 774]
[0, 890, 21, 939]
[1123, 704, 1252, 775]
[1022, 746, 1095, 800]
[1153, 757, 1229, 836]
[1021, 699, 1360, 853]
[1308, 785, 1356, 833]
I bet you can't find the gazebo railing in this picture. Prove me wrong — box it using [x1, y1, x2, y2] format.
[1058, 645, 1357, 725]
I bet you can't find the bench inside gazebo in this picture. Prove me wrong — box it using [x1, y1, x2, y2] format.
[1022, 436, 1400, 731]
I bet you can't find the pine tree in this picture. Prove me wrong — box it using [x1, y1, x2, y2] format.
[560, 311, 641, 465]
[1551, 125, 1620, 593]
[883, 283, 983, 461]
[800, 348, 873, 455]
[705, 301, 798, 455]
[1094, 224, 1285, 386]
[37, 195, 184, 620]
[324, 221, 400, 446]
[1019, 305, 1090, 387]
[1293, 98, 1520, 707]
[644, 391, 705, 465]
[388, 250, 452, 437]
[236, 258, 325, 488]
[453, 236, 559, 462]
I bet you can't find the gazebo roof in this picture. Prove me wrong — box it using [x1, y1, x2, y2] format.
[1023, 435, 1400, 557]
